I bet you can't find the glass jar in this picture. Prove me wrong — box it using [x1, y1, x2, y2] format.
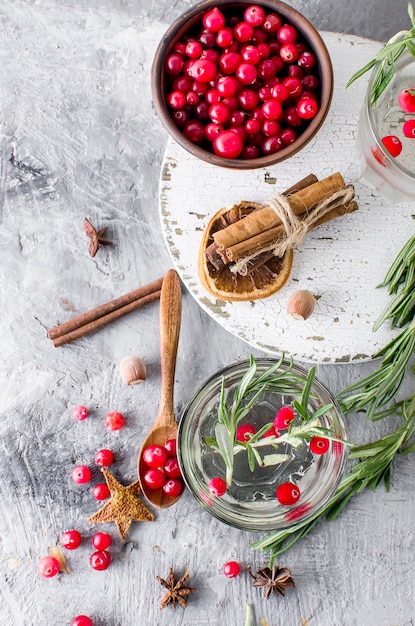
[357, 49, 415, 204]
[177, 358, 347, 532]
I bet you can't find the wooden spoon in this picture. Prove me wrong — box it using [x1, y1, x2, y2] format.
[137, 269, 182, 509]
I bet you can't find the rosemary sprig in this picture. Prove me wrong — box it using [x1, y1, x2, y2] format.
[207, 356, 340, 486]
[337, 232, 415, 420]
[252, 393, 415, 564]
[346, 3, 415, 105]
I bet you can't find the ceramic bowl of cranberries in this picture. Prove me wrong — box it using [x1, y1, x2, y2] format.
[177, 358, 347, 531]
[152, 0, 333, 168]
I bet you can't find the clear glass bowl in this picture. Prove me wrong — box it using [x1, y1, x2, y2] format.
[357, 49, 415, 204]
[177, 358, 348, 532]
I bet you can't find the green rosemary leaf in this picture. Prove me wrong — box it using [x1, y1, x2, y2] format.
[247, 444, 255, 472]
[249, 421, 274, 443]
[406, 39, 415, 55]
[261, 452, 291, 466]
[215, 423, 234, 485]
[345, 58, 378, 88]
[231, 357, 257, 418]
[307, 403, 334, 423]
[218, 377, 230, 428]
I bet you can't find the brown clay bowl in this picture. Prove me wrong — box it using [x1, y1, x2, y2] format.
[151, 0, 333, 169]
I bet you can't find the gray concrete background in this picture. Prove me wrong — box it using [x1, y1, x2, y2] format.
[1, 1, 414, 626]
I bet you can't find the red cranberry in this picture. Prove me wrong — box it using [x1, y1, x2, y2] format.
[236, 62, 257, 85]
[164, 457, 182, 479]
[104, 411, 125, 431]
[296, 97, 319, 119]
[238, 88, 259, 110]
[217, 75, 239, 97]
[257, 42, 271, 60]
[219, 51, 241, 74]
[216, 27, 233, 48]
[399, 88, 415, 112]
[183, 120, 205, 143]
[205, 122, 224, 141]
[288, 64, 304, 79]
[186, 39, 203, 59]
[309, 436, 330, 454]
[163, 478, 182, 497]
[142, 444, 168, 469]
[95, 448, 114, 467]
[209, 102, 230, 123]
[230, 110, 245, 126]
[280, 42, 299, 63]
[203, 7, 225, 32]
[72, 406, 89, 421]
[61, 530, 82, 550]
[72, 465, 91, 484]
[403, 119, 415, 138]
[240, 44, 261, 64]
[38, 556, 60, 578]
[381, 135, 402, 157]
[271, 83, 289, 102]
[167, 90, 186, 109]
[262, 99, 282, 120]
[208, 477, 227, 497]
[302, 74, 319, 90]
[173, 75, 192, 92]
[199, 29, 216, 48]
[262, 119, 280, 136]
[236, 424, 256, 442]
[280, 127, 297, 145]
[173, 42, 186, 55]
[89, 550, 111, 571]
[188, 58, 217, 83]
[298, 50, 316, 69]
[262, 135, 283, 154]
[172, 109, 189, 128]
[92, 483, 110, 500]
[164, 438, 177, 457]
[92, 532, 112, 551]
[263, 13, 282, 33]
[241, 144, 259, 159]
[143, 468, 166, 490]
[223, 560, 241, 578]
[274, 406, 295, 429]
[251, 26, 268, 44]
[71, 617, 93, 626]
[277, 24, 297, 43]
[245, 118, 261, 134]
[234, 21, 254, 43]
[283, 76, 302, 97]
[244, 5, 265, 27]
[276, 482, 301, 505]
[165, 53, 184, 75]
[257, 58, 276, 80]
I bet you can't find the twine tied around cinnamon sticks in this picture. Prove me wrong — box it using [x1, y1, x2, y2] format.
[230, 184, 356, 275]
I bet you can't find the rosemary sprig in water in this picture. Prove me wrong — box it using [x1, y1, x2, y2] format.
[337, 232, 415, 420]
[252, 393, 415, 564]
[206, 356, 340, 486]
[346, 2, 415, 105]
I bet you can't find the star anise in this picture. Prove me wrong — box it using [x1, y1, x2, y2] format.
[247, 564, 295, 599]
[84, 217, 112, 257]
[156, 567, 195, 610]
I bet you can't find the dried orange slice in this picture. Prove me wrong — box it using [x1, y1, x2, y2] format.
[198, 201, 293, 302]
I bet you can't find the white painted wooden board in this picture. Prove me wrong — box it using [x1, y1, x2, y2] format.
[160, 32, 415, 364]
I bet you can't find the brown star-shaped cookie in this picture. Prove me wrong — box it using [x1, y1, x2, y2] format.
[87, 468, 154, 540]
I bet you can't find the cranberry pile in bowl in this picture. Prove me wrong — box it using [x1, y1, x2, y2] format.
[152, 0, 333, 169]
[177, 357, 347, 531]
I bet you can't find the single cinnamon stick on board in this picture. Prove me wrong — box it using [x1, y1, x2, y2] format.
[228, 195, 357, 262]
[205, 174, 318, 271]
[213, 172, 345, 251]
[48, 276, 163, 346]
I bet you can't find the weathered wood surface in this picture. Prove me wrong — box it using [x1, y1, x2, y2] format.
[1, 1, 414, 625]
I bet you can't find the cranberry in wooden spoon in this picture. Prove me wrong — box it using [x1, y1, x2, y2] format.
[137, 270, 182, 509]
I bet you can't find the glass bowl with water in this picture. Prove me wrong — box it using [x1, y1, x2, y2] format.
[177, 358, 348, 532]
[357, 49, 415, 204]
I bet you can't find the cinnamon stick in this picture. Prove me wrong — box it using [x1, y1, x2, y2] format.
[48, 276, 163, 346]
[228, 196, 357, 262]
[213, 173, 344, 251]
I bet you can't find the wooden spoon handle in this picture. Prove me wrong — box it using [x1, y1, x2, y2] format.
[157, 269, 182, 426]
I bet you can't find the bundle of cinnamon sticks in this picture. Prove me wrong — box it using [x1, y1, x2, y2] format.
[205, 172, 358, 277]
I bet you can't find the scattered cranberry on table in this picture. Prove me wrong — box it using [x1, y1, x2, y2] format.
[72, 465, 92, 484]
[72, 405, 89, 421]
[104, 411, 125, 431]
[71, 617, 93, 626]
[276, 481, 301, 505]
[92, 532, 112, 551]
[223, 560, 241, 578]
[89, 550, 111, 571]
[60, 529, 82, 550]
[37, 555, 60, 578]
[94, 448, 114, 467]
[163, 4, 321, 159]
[92, 483, 111, 500]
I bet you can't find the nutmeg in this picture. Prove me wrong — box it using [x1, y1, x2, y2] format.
[119, 356, 146, 385]
[287, 290, 316, 321]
